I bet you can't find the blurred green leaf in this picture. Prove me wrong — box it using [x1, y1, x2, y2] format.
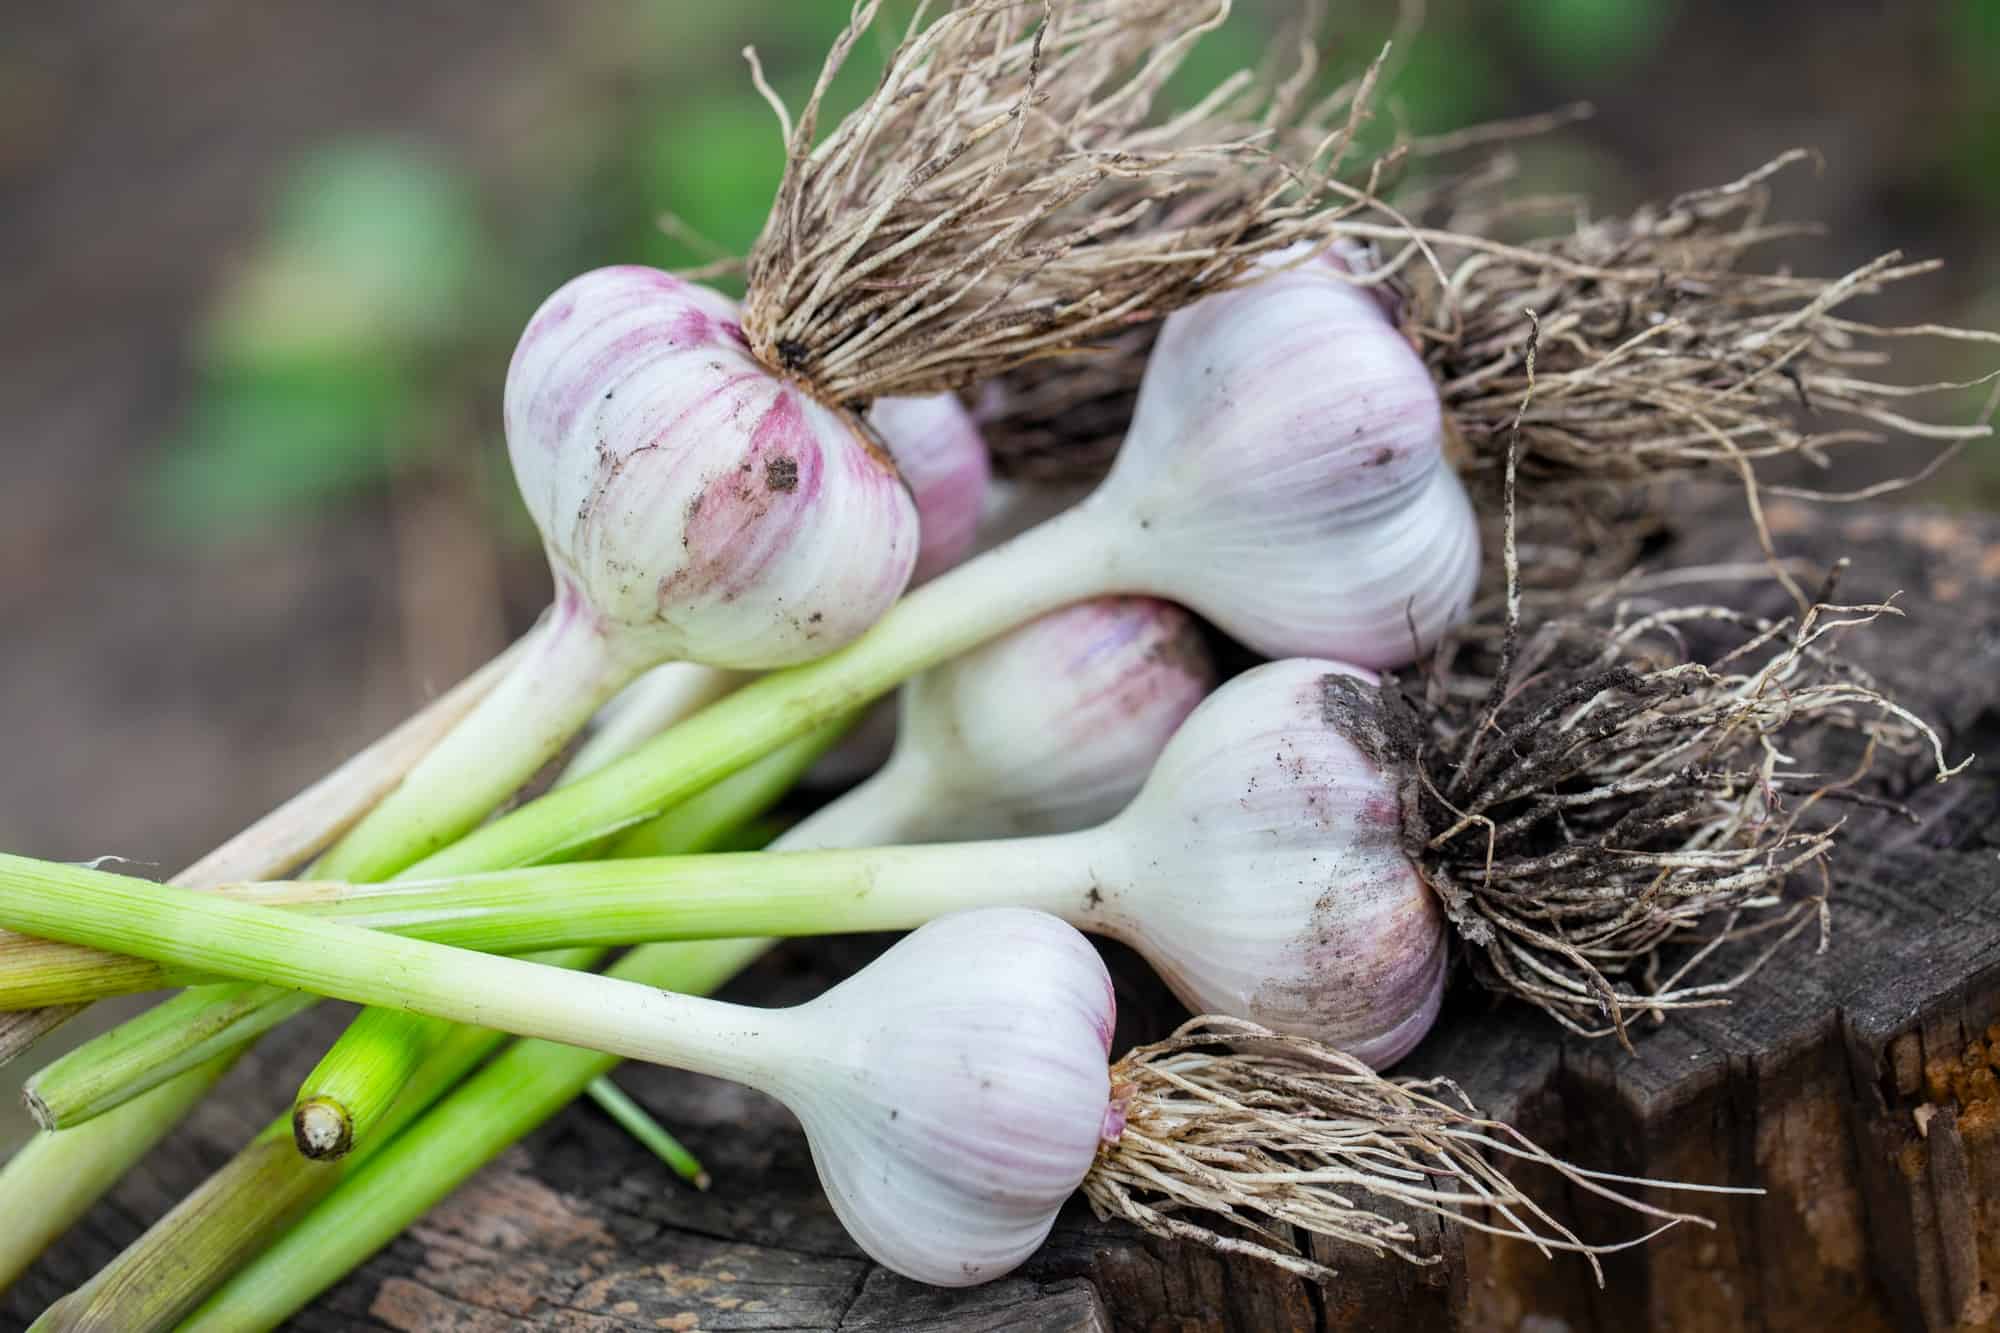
[206, 141, 484, 369]
[153, 138, 493, 539]
[1380, 30, 1507, 136]
[1511, 0, 1674, 82]
[144, 363, 410, 538]
[629, 97, 788, 275]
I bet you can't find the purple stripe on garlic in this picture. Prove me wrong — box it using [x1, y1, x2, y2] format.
[506, 266, 919, 669]
[1076, 249, 1479, 668]
[867, 392, 992, 585]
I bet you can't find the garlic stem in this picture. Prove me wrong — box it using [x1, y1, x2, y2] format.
[561, 664, 742, 784]
[0, 838, 1098, 1010]
[314, 593, 640, 881]
[22, 722, 850, 1131]
[0, 855, 811, 1095]
[407, 504, 1121, 881]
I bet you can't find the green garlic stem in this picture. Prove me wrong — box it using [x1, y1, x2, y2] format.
[0, 830, 1110, 1019]
[17, 723, 851, 1130]
[21, 956, 592, 1333]
[586, 1075, 710, 1188]
[179, 939, 770, 1333]
[314, 607, 636, 881]
[0, 1050, 241, 1292]
[0, 855, 810, 1093]
[24, 510, 1110, 1127]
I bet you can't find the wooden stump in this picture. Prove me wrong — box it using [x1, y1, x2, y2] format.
[6, 491, 2000, 1332]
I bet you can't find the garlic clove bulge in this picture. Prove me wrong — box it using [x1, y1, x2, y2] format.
[876, 596, 1216, 840]
[775, 909, 1114, 1287]
[1097, 658, 1447, 1068]
[1094, 253, 1480, 669]
[505, 266, 920, 670]
[867, 393, 992, 585]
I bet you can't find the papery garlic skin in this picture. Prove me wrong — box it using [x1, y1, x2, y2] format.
[505, 266, 919, 669]
[1087, 253, 1479, 669]
[576, 391, 993, 784]
[867, 597, 1215, 840]
[868, 393, 992, 584]
[1090, 658, 1447, 1067]
[773, 909, 1114, 1287]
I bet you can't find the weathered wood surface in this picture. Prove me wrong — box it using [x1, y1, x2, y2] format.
[6, 492, 2000, 1332]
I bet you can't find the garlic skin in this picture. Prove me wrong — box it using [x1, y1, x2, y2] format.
[505, 266, 920, 669]
[575, 391, 992, 784]
[868, 393, 992, 584]
[772, 909, 1114, 1287]
[1090, 658, 1447, 1067]
[1088, 253, 1479, 669]
[864, 597, 1215, 840]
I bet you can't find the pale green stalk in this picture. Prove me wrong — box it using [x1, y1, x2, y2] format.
[26, 987, 319, 1131]
[0, 1051, 240, 1290]
[21, 724, 844, 1129]
[6, 729, 827, 1325]
[0, 829, 1096, 1014]
[25, 955, 593, 1333]
[0, 861, 832, 1094]
[585, 1076, 709, 1188]
[180, 938, 770, 1333]
[29, 510, 1105, 1137]
[0, 638, 523, 1287]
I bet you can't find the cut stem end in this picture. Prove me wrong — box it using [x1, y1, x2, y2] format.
[292, 1097, 355, 1161]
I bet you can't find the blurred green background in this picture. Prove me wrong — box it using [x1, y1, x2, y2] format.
[0, 0, 1995, 1147]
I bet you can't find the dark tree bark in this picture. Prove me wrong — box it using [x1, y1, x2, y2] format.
[7, 490, 2000, 1331]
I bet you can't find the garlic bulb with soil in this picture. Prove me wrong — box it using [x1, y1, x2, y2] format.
[505, 267, 918, 669]
[565, 389, 991, 783]
[310, 266, 920, 880]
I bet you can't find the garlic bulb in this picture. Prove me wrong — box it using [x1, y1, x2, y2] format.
[1077, 250, 1479, 668]
[772, 908, 1113, 1286]
[1086, 657, 1446, 1066]
[564, 390, 992, 783]
[506, 266, 919, 669]
[847, 596, 1215, 842]
[867, 393, 992, 584]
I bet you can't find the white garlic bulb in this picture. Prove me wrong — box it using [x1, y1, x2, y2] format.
[505, 266, 920, 669]
[1077, 250, 1479, 668]
[771, 908, 1114, 1287]
[1086, 657, 1446, 1066]
[846, 596, 1215, 842]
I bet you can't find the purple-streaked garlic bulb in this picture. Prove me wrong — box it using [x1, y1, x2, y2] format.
[772, 908, 1113, 1286]
[1080, 658, 1445, 1066]
[506, 266, 919, 669]
[1075, 251, 1478, 668]
[868, 393, 992, 584]
[564, 389, 992, 784]
[840, 597, 1215, 842]
[311, 267, 926, 876]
